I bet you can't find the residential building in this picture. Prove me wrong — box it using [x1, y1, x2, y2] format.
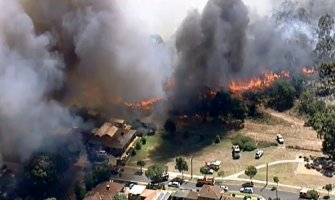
[172, 190, 198, 200]
[84, 181, 125, 200]
[198, 185, 224, 200]
[89, 122, 137, 157]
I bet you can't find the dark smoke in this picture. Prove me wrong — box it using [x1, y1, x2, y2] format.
[0, 0, 171, 160]
[171, 0, 249, 110]
[169, 0, 335, 111]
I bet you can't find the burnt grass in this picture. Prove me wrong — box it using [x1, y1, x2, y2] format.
[147, 118, 243, 161]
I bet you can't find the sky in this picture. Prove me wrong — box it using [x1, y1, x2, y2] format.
[118, 0, 273, 39]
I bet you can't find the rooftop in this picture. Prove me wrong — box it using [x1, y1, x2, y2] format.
[199, 185, 224, 200]
[129, 184, 146, 195]
[84, 181, 124, 200]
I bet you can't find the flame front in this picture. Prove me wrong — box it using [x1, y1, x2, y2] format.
[123, 97, 166, 110]
[229, 71, 290, 94]
[302, 67, 318, 75]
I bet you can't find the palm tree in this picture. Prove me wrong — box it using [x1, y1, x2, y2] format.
[273, 176, 279, 199]
[217, 170, 225, 185]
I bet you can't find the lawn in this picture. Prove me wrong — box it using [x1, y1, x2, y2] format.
[238, 163, 335, 190]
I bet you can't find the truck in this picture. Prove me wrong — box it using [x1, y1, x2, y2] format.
[196, 177, 215, 187]
[205, 160, 221, 171]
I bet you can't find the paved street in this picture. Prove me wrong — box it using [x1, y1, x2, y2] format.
[111, 172, 300, 200]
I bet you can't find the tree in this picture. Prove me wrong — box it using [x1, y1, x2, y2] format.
[164, 119, 176, 135]
[272, 81, 296, 111]
[85, 174, 94, 191]
[145, 164, 166, 183]
[75, 181, 87, 200]
[217, 170, 225, 184]
[137, 160, 145, 174]
[175, 157, 188, 179]
[315, 14, 335, 62]
[325, 184, 333, 196]
[306, 189, 319, 200]
[244, 166, 257, 183]
[273, 176, 279, 199]
[93, 163, 111, 185]
[23, 153, 68, 194]
[135, 142, 142, 150]
[113, 194, 127, 200]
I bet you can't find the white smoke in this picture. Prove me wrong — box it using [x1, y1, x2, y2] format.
[0, 0, 80, 159]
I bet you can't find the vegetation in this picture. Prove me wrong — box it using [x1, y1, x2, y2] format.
[218, 170, 225, 183]
[273, 176, 279, 199]
[141, 137, 147, 145]
[145, 164, 167, 183]
[306, 189, 319, 200]
[232, 135, 257, 151]
[113, 194, 128, 200]
[268, 81, 296, 111]
[214, 135, 221, 144]
[90, 163, 112, 186]
[324, 184, 333, 196]
[22, 153, 70, 197]
[137, 160, 145, 174]
[164, 119, 177, 134]
[244, 165, 257, 183]
[135, 142, 142, 150]
[175, 157, 188, 179]
[75, 181, 87, 200]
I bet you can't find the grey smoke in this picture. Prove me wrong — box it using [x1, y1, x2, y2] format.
[169, 0, 335, 110]
[0, 0, 80, 159]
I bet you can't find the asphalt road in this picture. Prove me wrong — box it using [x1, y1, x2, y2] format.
[181, 181, 299, 200]
[111, 172, 300, 200]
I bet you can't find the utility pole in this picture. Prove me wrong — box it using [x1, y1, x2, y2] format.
[190, 156, 193, 180]
[266, 163, 269, 185]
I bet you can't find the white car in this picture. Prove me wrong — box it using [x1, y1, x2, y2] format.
[255, 149, 264, 159]
[240, 187, 253, 194]
[168, 181, 181, 188]
[220, 185, 229, 192]
[276, 134, 284, 144]
[232, 145, 241, 152]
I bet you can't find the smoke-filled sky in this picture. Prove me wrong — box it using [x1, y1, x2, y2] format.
[1, 0, 335, 160]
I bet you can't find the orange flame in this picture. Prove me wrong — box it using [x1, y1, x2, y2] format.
[229, 71, 290, 94]
[302, 67, 318, 75]
[123, 97, 166, 110]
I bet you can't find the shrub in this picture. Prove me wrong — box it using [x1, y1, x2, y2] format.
[135, 142, 142, 150]
[232, 135, 257, 151]
[323, 195, 330, 199]
[141, 137, 147, 145]
[232, 193, 236, 197]
[214, 135, 221, 144]
[131, 149, 136, 156]
[242, 182, 254, 187]
[271, 186, 277, 191]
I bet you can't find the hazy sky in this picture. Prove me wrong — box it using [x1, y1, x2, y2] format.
[118, 0, 273, 39]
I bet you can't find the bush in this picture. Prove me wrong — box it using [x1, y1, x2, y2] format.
[141, 137, 147, 145]
[242, 182, 254, 187]
[214, 135, 221, 144]
[271, 186, 277, 191]
[232, 193, 236, 197]
[323, 195, 330, 199]
[135, 142, 142, 150]
[232, 135, 257, 151]
[131, 149, 136, 156]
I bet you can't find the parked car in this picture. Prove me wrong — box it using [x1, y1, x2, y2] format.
[324, 171, 334, 178]
[220, 185, 229, 192]
[276, 134, 284, 144]
[232, 152, 240, 159]
[200, 166, 214, 174]
[255, 149, 264, 159]
[168, 181, 181, 188]
[232, 145, 241, 153]
[240, 187, 253, 194]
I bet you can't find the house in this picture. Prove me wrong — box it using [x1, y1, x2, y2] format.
[198, 185, 224, 200]
[110, 118, 127, 129]
[128, 184, 147, 200]
[84, 181, 125, 200]
[89, 122, 137, 157]
[172, 190, 198, 200]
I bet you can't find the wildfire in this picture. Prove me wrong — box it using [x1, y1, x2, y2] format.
[302, 67, 318, 75]
[229, 71, 290, 94]
[123, 96, 166, 110]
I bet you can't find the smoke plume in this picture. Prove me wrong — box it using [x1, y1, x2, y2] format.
[169, 0, 335, 111]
